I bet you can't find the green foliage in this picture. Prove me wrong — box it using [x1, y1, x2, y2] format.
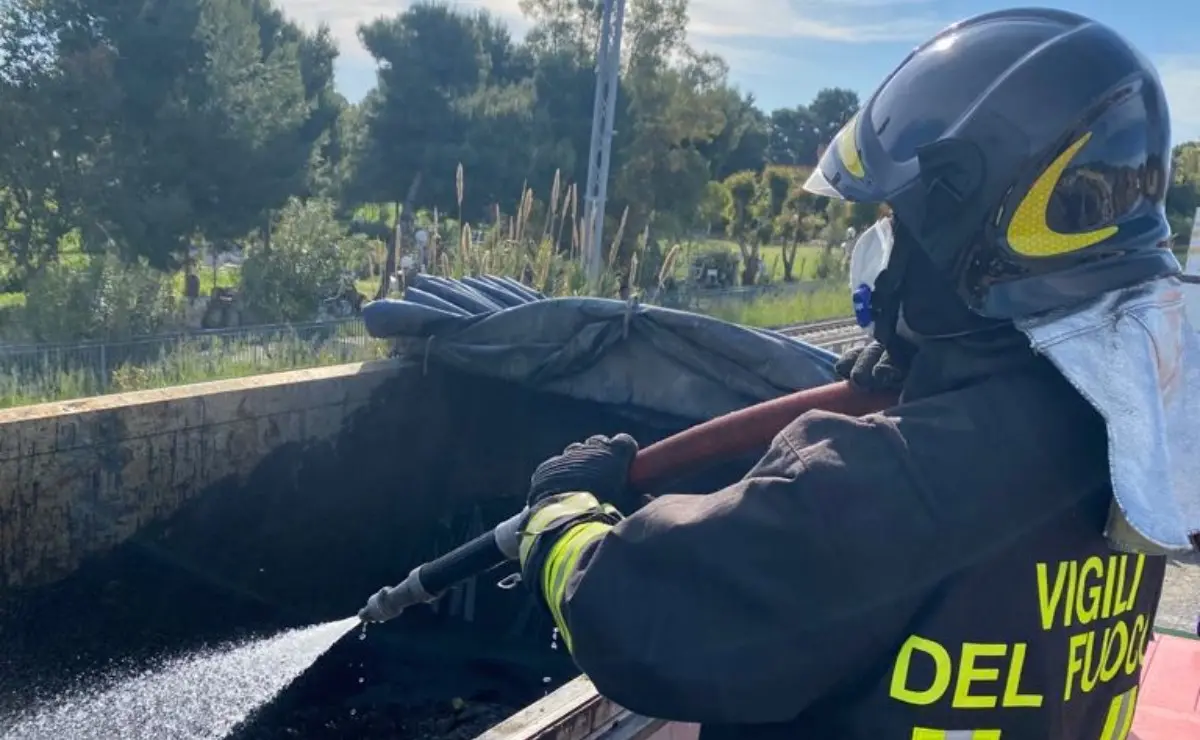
[240, 199, 379, 323]
[1169, 142, 1200, 246]
[765, 90, 858, 166]
[0, 0, 338, 270]
[696, 180, 732, 232]
[21, 255, 178, 342]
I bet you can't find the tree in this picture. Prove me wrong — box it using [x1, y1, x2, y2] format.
[0, 0, 108, 281]
[695, 180, 732, 234]
[723, 170, 761, 284]
[0, 0, 337, 271]
[807, 88, 860, 143]
[766, 106, 819, 165]
[764, 88, 859, 167]
[608, 2, 733, 251]
[1168, 142, 1200, 245]
[701, 90, 769, 179]
[776, 168, 828, 281]
[351, 5, 526, 213]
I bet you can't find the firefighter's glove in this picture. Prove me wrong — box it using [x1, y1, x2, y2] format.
[518, 434, 636, 629]
[835, 340, 909, 393]
[526, 434, 640, 510]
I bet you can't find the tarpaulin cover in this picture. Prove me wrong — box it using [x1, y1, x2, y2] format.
[362, 274, 839, 423]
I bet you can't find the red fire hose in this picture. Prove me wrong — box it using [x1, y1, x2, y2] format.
[629, 380, 898, 488]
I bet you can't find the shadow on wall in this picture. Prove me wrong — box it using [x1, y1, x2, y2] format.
[0, 361, 759, 726]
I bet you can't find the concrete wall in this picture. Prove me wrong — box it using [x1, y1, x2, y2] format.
[0, 359, 400, 594]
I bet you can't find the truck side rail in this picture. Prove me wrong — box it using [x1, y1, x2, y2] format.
[474, 676, 698, 740]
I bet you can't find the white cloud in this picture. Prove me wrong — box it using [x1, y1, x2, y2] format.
[276, 0, 526, 61]
[1158, 55, 1200, 145]
[687, 0, 944, 42]
[278, 0, 943, 63]
[275, 0, 949, 103]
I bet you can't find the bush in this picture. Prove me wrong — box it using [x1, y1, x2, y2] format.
[21, 255, 178, 342]
[240, 198, 381, 323]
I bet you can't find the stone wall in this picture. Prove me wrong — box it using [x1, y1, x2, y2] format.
[0, 360, 399, 593]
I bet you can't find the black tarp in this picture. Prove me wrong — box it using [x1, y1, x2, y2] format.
[362, 274, 838, 423]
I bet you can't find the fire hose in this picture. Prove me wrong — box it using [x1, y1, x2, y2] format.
[357, 380, 898, 623]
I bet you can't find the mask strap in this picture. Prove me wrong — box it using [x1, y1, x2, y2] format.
[870, 235, 910, 348]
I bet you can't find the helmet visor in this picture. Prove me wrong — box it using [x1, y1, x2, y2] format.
[802, 114, 905, 203]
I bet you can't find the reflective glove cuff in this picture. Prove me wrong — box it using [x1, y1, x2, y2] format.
[518, 492, 622, 651]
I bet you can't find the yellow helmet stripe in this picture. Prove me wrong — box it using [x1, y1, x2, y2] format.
[836, 115, 866, 179]
[1007, 132, 1118, 257]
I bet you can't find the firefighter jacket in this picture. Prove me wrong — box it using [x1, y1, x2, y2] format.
[534, 336, 1167, 740]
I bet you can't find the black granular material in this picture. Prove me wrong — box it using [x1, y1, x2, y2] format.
[0, 364, 756, 738]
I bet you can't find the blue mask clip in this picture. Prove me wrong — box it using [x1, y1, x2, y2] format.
[852, 284, 873, 328]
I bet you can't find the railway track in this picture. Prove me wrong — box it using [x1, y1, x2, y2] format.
[775, 317, 869, 354]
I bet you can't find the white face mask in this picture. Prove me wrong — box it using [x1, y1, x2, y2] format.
[848, 217, 895, 329]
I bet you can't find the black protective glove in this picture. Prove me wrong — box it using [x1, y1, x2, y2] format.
[835, 340, 911, 393]
[527, 433, 640, 511]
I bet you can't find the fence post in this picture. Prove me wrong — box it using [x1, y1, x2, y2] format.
[100, 343, 108, 393]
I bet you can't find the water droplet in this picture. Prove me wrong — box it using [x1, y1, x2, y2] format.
[349, 708, 357, 717]
[358, 632, 366, 641]
[542, 676, 551, 684]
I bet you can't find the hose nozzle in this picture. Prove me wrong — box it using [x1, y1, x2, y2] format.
[357, 509, 526, 623]
[357, 567, 433, 623]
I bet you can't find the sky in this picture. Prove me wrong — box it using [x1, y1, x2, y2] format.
[276, 0, 1200, 143]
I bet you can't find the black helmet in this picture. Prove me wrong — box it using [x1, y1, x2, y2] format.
[804, 7, 1181, 320]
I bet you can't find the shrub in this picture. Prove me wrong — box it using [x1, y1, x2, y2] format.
[240, 198, 381, 323]
[21, 255, 178, 342]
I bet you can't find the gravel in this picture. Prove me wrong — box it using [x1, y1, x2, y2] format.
[1156, 552, 1200, 636]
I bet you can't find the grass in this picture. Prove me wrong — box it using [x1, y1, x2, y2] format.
[704, 283, 852, 327]
[0, 322, 389, 409]
[170, 265, 241, 297]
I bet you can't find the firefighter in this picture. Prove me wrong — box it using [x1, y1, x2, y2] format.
[516, 8, 1191, 740]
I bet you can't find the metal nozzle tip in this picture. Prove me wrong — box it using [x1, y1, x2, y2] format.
[357, 573, 429, 625]
[357, 587, 395, 623]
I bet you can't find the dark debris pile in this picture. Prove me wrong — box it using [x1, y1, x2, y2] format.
[228, 616, 574, 740]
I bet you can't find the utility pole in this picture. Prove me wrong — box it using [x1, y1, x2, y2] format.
[582, 0, 626, 285]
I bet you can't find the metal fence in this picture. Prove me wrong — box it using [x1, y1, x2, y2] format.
[0, 318, 385, 403]
[0, 281, 837, 407]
